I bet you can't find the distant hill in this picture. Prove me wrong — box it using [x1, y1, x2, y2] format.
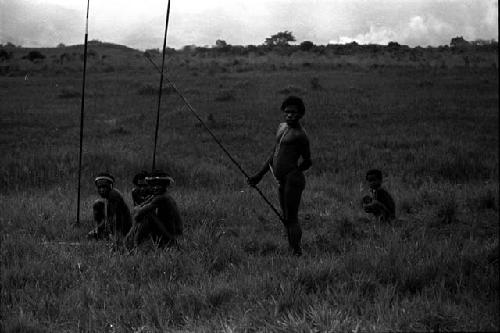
[0, 40, 497, 76]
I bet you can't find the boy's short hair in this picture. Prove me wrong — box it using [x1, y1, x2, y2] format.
[95, 172, 115, 185]
[366, 169, 383, 180]
[146, 169, 174, 187]
[281, 96, 305, 115]
[133, 170, 149, 186]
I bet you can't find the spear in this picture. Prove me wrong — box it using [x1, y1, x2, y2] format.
[76, 0, 90, 226]
[143, 55, 284, 223]
[151, 0, 171, 171]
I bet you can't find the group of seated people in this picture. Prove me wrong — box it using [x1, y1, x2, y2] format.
[87, 170, 183, 249]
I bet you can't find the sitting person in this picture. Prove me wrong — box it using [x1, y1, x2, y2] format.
[126, 170, 183, 249]
[362, 169, 396, 222]
[131, 170, 153, 206]
[87, 172, 132, 242]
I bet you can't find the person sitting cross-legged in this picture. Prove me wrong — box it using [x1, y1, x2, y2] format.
[87, 172, 133, 242]
[126, 170, 183, 249]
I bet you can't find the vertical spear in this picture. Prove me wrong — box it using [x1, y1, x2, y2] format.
[151, 0, 171, 171]
[76, 0, 90, 226]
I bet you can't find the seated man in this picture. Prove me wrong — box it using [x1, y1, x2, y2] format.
[87, 172, 132, 242]
[362, 169, 396, 222]
[126, 170, 183, 249]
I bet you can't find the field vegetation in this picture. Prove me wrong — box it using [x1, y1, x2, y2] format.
[1, 40, 498, 332]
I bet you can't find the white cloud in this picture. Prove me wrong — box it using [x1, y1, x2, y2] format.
[403, 15, 455, 45]
[408, 16, 427, 34]
[330, 26, 398, 45]
[330, 14, 463, 47]
[1, 0, 498, 49]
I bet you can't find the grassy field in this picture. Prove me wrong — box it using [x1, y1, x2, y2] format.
[1, 44, 499, 332]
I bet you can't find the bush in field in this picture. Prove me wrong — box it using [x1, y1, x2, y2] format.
[215, 39, 229, 52]
[102, 65, 115, 73]
[0, 49, 12, 61]
[22, 51, 45, 62]
[137, 83, 174, 95]
[300, 41, 315, 51]
[310, 77, 324, 90]
[58, 87, 80, 98]
[278, 84, 305, 95]
[214, 89, 236, 101]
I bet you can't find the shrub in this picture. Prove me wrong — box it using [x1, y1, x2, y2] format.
[58, 87, 80, 98]
[310, 77, 324, 90]
[137, 83, 174, 95]
[214, 89, 236, 101]
[22, 51, 45, 62]
[0, 49, 12, 61]
[299, 41, 314, 51]
[277, 85, 305, 95]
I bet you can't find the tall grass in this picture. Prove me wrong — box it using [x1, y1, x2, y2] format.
[1, 61, 498, 331]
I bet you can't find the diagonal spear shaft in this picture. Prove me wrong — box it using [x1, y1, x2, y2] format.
[76, 0, 90, 226]
[143, 55, 284, 222]
[151, 0, 171, 171]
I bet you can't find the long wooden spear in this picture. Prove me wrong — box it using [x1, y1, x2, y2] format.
[151, 0, 171, 171]
[143, 55, 285, 223]
[76, 0, 90, 226]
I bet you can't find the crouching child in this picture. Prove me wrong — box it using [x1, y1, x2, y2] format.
[87, 172, 133, 243]
[126, 170, 183, 249]
[362, 169, 396, 222]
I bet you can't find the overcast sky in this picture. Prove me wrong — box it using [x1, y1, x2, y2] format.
[1, 0, 497, 49]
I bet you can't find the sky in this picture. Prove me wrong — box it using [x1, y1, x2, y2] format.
[0, 0, 498, 50]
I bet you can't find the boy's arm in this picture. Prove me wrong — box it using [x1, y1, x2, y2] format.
[131, 188, 141, 206]
[134, 196, 161, 221]
[257, 149, 274, 177]
[248, 148, 274, 186]
[248, 123, 285, 185]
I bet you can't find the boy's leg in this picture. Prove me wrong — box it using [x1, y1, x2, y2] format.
[134, 219, 152, 247]
[283, 171, 305, 255]
[89, 200, 106, 239]
[278, 183, 289, 242]
[278, 183, 286, 223]
[369, 200, 392, 221]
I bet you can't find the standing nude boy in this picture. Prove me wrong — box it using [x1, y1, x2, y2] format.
[248, 96, 312, 256]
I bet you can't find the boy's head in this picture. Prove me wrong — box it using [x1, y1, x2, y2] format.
[366, 169, 383, 190]
[94, 172, 114, 198]
[281, 96, 305, 126]
[146, 170, 174, 195]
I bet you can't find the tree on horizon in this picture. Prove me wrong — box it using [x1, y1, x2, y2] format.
[264, 31, 296, 47]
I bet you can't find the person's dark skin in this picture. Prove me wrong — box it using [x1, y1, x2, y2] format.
[132, 177, 153, 206]
[248, 105, 311, 185]
[366, 174, 382, 191]
[362, 172, 395, 221]
[89, 179, 132, 240]
[97, 182, 112, 198]
[248, 101, 311, 256]
[126, 180, 183, 248]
